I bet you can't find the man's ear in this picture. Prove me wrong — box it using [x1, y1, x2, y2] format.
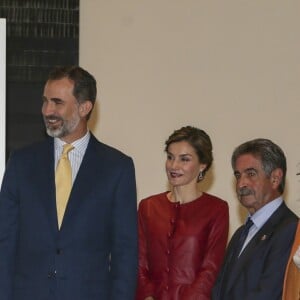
[271, 168, 283, 188]
[79, 101, 93, 118]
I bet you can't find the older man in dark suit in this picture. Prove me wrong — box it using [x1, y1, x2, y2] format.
[0, 66, 138, 299]
[212, 138, 298, 300]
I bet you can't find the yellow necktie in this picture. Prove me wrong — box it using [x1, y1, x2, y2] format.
[55, 144, 74, 228]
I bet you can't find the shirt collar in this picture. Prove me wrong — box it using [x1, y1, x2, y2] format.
[248, 196, 283, 229]
[54, 131, 90, 154]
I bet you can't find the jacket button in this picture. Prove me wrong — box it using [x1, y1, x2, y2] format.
[166, 267, 170, 272]
[166, 250, 170, 255]
[56, 248, 62, 255]
[47, 270, 57, 278]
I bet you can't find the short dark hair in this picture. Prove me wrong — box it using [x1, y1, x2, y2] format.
[47, 66, 97, 119]
[231, 138, 286, 194]
[165, 126, 213, 177]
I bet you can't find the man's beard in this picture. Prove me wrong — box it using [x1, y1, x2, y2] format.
[44, 114, 80, 138]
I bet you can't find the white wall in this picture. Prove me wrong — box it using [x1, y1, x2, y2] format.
[0, 19, 5, 183]
[80, 1, 300, 236]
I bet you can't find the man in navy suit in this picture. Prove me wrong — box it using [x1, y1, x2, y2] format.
[0, 66, 138, 299]
[212, 138, 298, 300]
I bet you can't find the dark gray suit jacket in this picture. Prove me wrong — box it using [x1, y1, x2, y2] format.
[0, 134, 138, 300]
[212, 202, 298, 300]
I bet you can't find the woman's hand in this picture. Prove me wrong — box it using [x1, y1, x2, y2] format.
[144, 297, 155, 300]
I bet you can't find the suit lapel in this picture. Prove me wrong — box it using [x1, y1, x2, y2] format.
[216, 229, 243, 297]
[35, 138, 59, 236]
[225, 203, 288, 293]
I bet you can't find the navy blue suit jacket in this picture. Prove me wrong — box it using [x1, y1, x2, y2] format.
[0, 134, 138, 300]
[212, 202, 298, 300]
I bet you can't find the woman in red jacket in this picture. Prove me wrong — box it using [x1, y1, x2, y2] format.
[136, 126, 229, 300]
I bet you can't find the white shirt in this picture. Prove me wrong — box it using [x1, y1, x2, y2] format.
[54, 131, 90, 184]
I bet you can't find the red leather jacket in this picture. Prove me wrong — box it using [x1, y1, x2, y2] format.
[136, 192, 229, 300]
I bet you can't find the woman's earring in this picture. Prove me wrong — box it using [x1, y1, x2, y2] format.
[198, 171, 204, 181]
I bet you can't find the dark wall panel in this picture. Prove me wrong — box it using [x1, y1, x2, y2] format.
[0, 0, 79, 158]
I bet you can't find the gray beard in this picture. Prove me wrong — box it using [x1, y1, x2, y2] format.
[45, 115, 80, 139]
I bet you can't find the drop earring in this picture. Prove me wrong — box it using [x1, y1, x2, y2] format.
[198, 171, 204, 181]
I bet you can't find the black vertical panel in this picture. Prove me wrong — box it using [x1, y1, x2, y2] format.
[0, 0, 79, 158]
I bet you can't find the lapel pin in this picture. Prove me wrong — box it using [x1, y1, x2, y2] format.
[261, 234, 267, 241]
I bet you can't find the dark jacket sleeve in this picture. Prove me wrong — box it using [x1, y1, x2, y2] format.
[0, 152, 19, 300]
[110, 157, 138, 299]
